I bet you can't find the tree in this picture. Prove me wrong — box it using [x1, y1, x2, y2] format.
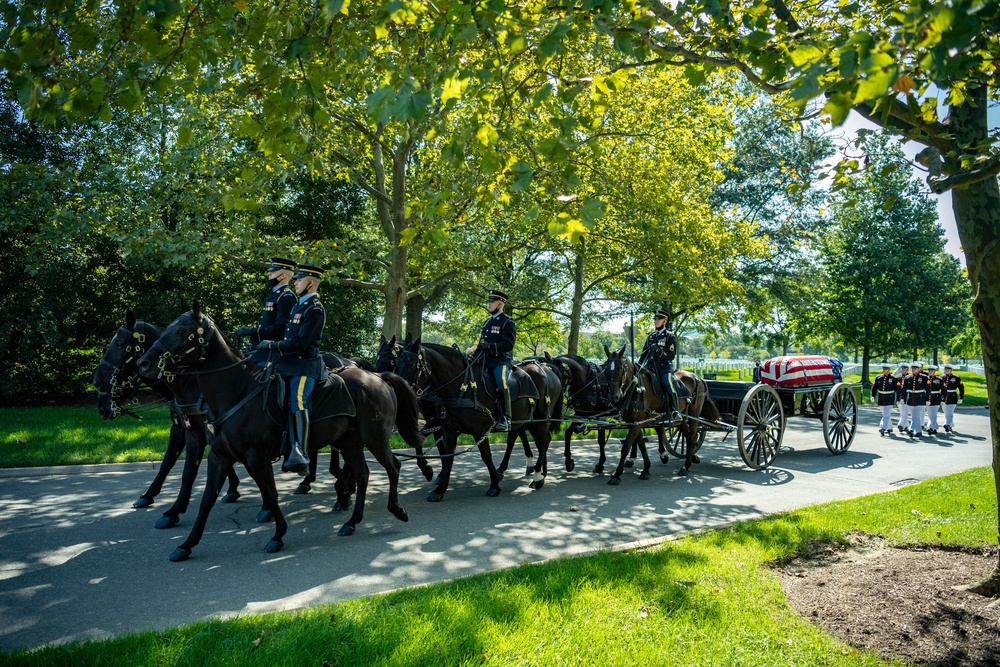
[819, 133, 971, 385]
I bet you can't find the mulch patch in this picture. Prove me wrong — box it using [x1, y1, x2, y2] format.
[777, 533, 1000, 666]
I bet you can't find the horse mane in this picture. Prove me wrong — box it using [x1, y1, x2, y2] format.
[560, 353, 591, 366]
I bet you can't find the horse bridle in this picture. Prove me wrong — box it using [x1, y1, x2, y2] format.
[147, 314, 218, 379]
[397, 347, 431, 397]
[375, 343, 400, 372]
[600, 354, 633, 406]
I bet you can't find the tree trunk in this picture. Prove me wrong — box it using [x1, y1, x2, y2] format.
[861, 343, 871, 389]
[382, 247, 407, 339]
[566, 246, 586, 355]
[947, 92, 1000, 596]
[405, 292, 425, 340]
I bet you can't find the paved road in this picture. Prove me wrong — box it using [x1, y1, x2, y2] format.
[0, 407, 993, 651]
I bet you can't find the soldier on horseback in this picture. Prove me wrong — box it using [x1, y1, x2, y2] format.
[466, 288, 516, 432]
[640, 309, 677, 414]
[258, 264, 328, 474]
[234, 257, 298, 366]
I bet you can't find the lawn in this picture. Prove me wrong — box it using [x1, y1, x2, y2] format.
[2, 466, 994, 666]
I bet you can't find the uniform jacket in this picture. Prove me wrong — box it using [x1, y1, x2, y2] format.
[894, 372, 910, 402]
[641, 328, 677, 374]
[477, 311, 516, 369]
[249, 284, 296, 365]
[927, 376, 945, 406]
[870, 373, 899, 407]
[942, 374, 965, 404]
[901, 372, 931, 406]
[273, 295, 328, 381]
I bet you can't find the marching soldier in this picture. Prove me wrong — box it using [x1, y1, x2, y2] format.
[234, 257, 298, 366]
[941, 363, 966, 433]
[902, 360, 929, 438]
[870, 362, 898, 436]
[924, 365, 945, 435]
[895, 362, 911, 433]
[466, 288, 516, 432]
[258, 264, 328, 474]
[639, 309, 678, 413]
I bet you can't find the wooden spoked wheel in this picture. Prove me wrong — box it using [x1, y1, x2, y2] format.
[823, 382, 858, 454]
[737, 384, 785, 470]
[663, 422, 707, 458]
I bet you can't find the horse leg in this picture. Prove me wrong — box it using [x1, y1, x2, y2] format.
[329, 450, 342, 477]
[337, 447, 369, 536]
[625, 437, 638, 467]
[637, 431, 652, 481]
[520, 430, 535, 476]
[221, 465, 241, 503]
[478, 433, 502, 498]
[365, 428, 408, 523]
[593, 428, 607, 474]
[333, 449, 354, 511]
[168, 448, 234, 562]
[528, 423, 550, 490]
[563, 425, 575, 473]
[241, 447, 287, 552]
[656, 425, 669, 464]
[294, 447, 319, 495]
[497, 431, 517, 477]
[427, 431, 457, 502]
[413, 428, 434, 482]
[678, 421, 698, 476]
[608, 427, 637, 486]
[134, 420, 185, 508]
[155, 426, 205, 529]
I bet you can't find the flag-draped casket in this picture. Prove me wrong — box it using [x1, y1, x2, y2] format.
[759, 356, 841, 388]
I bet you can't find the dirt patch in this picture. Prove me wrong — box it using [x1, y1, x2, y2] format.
[778, 534, 1000, 666]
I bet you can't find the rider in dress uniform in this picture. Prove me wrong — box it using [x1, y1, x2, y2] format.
[870, 362, 898, 436]
[895, 362, 911, 432]
[924, 365, 945, 435]
[258, 264, 328, 474]
[640, 309, 678, 413]
[234, 257, 298, 366]
[466, 289, 516, 431]
[902, 360, 929, 438]
[941, 363, 966, 433]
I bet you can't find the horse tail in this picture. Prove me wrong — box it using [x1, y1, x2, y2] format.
[699, 387, 721, 423]
[380, 372, 423, 450]
[549, 375, 564, 434]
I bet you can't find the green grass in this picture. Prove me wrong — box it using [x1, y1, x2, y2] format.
[0, 405, 521, 469]
[3, 466, 994, 667]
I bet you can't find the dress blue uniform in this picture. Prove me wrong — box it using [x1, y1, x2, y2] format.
[640, 309, 677, 410]
[925, 367, 945, 434]
[259, 264, 327, 474]
[870, 364, 898, 434]
[475, 289, 516, 431]
[941, 365, 965, 432]
[235, 258, 298, 366]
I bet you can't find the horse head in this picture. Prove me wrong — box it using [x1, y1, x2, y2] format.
[374, 334, 400, 372]
[137, 300, 219, 380]
[93, 310, 157, 419]
[394, 335, 430, 394]
[601, 343, 632, 405]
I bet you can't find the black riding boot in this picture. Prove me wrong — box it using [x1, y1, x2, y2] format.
[495, 387, 512, 432]
[283, 410, 310, 475]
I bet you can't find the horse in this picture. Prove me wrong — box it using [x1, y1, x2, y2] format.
[495, 356, 564, 488]
[93, 311, 248, 528]
[393, 336, 551, 500]
[601, 345, 720, 483]
[136, 301, 422, 561]
[549, 350, 627, 474]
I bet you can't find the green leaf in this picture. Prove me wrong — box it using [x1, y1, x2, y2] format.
[537, 138, 569, 163]
[822, 92, 853, 126]
[579, 197, 606, 228]
[683, 64, 707, 86]
[853, 67, 896, 104]
[176, 125, 192, 146]
[790, 44, 824, 68]
[510, 162, 533, 191]
[325, 0, 350, 16]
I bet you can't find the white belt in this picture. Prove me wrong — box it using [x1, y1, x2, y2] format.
[947, 389, 958, 392]
[878, 391, 894, 394]
[909, 390, 926, 393]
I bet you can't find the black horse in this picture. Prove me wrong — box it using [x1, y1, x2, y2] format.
[394, 337, 553, 501]
[496, 357, 564, 488]
[93, 311, 247, 528]
[550, 350, 628, 474]
[137, 302, 422, 561]
[602, 345, 720, 482]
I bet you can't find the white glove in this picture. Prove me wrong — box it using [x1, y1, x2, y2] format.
[958, 399, 963, 404]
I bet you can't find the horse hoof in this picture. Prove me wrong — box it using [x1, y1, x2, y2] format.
[691, 454, 701, 464]
[676, 468, 688, 477]
[420, 465, 434, 482]
[220, 492, 241, 504]
[133, 497, 153, 509]
[624, 459, 634, 468]
[427, 492, 444, 503]
[592, 465, 604, 475]
[256, 510, 274, 523]
[638, 471, 651, 481]
[333, 500, 352, 511]
[169, 547, 191, 562]
[485, 487, 501, 497]
[391, 506, 409, 522]
[566, 459, 575, 472]
[529, 480, 544, 490]
[660, 454, 669, 464]
[607, 477, 621, 486]
[264, 539, 283, 553]
[338, 524, 356, 537]
[293, 483, 311, 495]
[154, 515, 179, 529]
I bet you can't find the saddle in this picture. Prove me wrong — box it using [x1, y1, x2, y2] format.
[639, 368, 688, 414]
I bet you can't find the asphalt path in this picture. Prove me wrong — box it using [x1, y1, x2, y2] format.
[0, 406, 993, 651]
